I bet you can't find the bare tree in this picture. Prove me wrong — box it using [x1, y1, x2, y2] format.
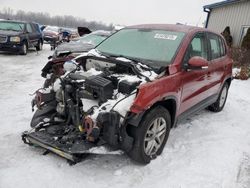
[0, 7, 114, 31]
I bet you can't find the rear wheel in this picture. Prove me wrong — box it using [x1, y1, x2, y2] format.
[20, 42, 28, 55]
[128, 106, 171, 164]
[208, 82, 229, 112]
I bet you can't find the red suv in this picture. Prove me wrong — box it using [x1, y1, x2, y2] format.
[23, 24, 232, 164]
[125, 25, 232, 163]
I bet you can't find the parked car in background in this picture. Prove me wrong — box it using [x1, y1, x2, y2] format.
[61, 27, 79, 42]
[40, 30, 111, 87]
[53, 30, 111, 58]
[23, 24, 233, 164]
[0, 20, 43, 55]
[43, 26, 63, 45]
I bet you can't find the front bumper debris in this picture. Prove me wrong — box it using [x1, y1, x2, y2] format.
[22, 129, 123, 163]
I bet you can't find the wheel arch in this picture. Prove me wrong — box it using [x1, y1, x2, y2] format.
[151, 97, 177, 128]
[225, 76, 232, 87]
[22, 39, 28, 48]
[127, 96, 177, 128]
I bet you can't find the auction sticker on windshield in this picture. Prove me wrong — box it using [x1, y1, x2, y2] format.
[154, 33, 177, 40]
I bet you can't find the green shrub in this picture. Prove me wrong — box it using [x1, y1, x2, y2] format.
[230, 48, 250, 80]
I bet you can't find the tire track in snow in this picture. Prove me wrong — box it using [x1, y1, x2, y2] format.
[236, 153, 250, 188]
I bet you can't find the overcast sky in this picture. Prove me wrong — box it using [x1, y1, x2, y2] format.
[0, 0, 219, 26]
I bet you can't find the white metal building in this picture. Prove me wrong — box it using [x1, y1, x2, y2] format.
[204, 0, 250, 47]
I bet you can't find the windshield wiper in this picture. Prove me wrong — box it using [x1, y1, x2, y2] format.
[99, 52, 151, 67]
[104, 53, 140, 63]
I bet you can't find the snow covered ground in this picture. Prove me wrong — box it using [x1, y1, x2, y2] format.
[0, 45, 250, 188]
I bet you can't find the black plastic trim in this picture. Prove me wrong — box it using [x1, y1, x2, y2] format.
[177, 94, 218, 123]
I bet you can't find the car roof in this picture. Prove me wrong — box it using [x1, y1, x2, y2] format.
[0, 19, 28, 24]
[91, 30, 111, 36]
[45, 25, 60, 29]
[126, 24, 207, 33]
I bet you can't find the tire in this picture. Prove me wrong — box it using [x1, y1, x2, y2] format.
[208, 82, 229, 112]
[128, 106, 171, 164]
[19, 42, 28, 55]
[36, 39, 43, 51]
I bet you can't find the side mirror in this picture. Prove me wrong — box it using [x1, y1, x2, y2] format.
[187, 56, 208, 70]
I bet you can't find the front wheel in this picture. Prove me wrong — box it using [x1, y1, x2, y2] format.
[208, 82, 229, 112]
[128, 106, 171, 164]
[19, 42, 28, 55]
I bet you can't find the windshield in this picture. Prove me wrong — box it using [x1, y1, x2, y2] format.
[0, 21, 24, 32]
[96, 28, 185, 66]
[78, 34, 107, 46]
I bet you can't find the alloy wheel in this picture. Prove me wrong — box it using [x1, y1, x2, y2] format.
[144, 117, 167, 156]
[23, 44, 27, 54]
[219, 85, 228, 108]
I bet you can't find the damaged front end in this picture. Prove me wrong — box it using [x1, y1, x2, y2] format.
[22, 111, 129, 163]
[22, 54, 158, 163]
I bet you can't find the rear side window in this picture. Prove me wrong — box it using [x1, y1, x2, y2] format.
[26, 24, 33, 33]
[31, 24, 39, 32]
[208, 33, 225, 60]
[219, 37, 226, 56]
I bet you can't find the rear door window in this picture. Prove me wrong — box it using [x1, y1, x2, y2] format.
[26, 24, 33, 33]
[219, 37, 226, 56]
[208, 33, 225, 60]
[31, 24, 38, 33]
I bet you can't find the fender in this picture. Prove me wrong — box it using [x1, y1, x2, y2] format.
[130, 72, 182, 115]
[128, 95, 178, 127]
[219, 74, 233, 93]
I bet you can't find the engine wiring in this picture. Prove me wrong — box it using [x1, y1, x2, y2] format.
[110, 91, 137, 119]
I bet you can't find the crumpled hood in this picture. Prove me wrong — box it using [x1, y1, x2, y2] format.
[56, 41, 95, 54]
[0, 30, 23, 36]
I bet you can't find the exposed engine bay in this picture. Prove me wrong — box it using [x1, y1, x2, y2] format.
[53, 55, 157, 139]
[23, 52, 159, 163]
